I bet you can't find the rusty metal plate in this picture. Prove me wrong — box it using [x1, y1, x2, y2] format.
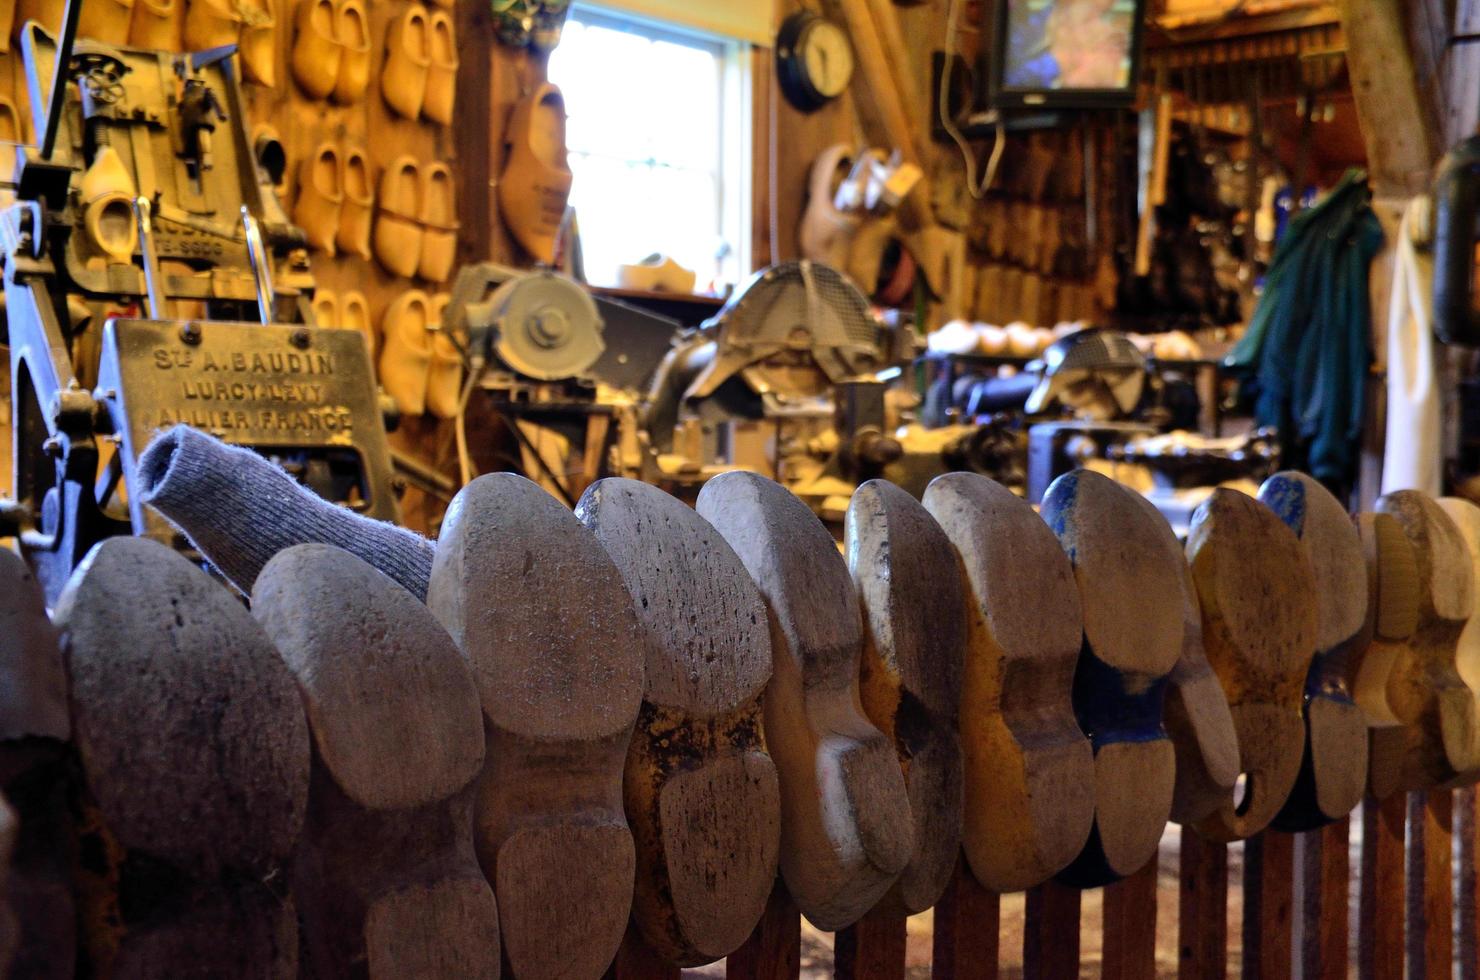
[96, 318, 400, 539]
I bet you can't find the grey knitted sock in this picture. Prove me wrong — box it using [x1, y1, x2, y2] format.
[137, 426, 434, 599]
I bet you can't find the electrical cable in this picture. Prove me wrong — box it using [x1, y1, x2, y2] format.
[940, 0, 1006, 200]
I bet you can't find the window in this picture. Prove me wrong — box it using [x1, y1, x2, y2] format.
[548, 6, 751, 292]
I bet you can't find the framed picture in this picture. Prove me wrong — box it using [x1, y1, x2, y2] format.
[990, 0, 1145, 108]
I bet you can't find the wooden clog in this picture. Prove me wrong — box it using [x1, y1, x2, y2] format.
[382, 3, 431, 120]
[418, 161, 459, 282]
[341, 289, 375, 359]
[378, 289, 434, 416]
[427, 473, 643, 980]
[78, 0, 133, 44]
[924, 472, 1094, 892]
[1041, 470, 1180, 886]
[1125, 494, 1241, 827]
[698, 471, 913, 930]
[1371, 490, 1480, 791]
[55, 537, 310, 976]
[1258, 472, 1369, 831]
[79, 146, 138, 264]
[293, 142, 343, 255]
[1185, 488, 1318, 842]
[291, 0, 341, 99]
[331, 0, 370, 104]
[336, 144, 374, 261]
[252, 545, 499, 979]
[846, 479, 965, 915]
[239, 0, 275, 85]
[183, 0, 241, 51]
[425, 293, 463, 420]
[375, 156, 424, 278]
[578, 478, 781, 966]
[425, 8, 459, 124]
[311, 288, 338, 328]
[799, 144, 861, 270]
[129, 0, 179, 50]
[498, 83, 573, 265]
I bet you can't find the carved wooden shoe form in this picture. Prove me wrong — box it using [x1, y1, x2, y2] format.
[78, 0, 133, 44]
[1259, 472, 1369, 831]
[425, 293, 464, 420]
[924, 472, 1093, 892]
[1186, 488, 1318, 842]
[798, 144, 860, 270]
[1357, 512, 1421, 799]
[428, 474, 643, 980]
[79, 145, 138, 264]
[1440, 497, 1480, 725]
[382, 3, 431, 120]
[1372, 490, 1480, 791]
[1040, 470, 1180, 886]
[54, 537, 309, 976]
[499, 83, 573, 265]
[294, 142, 343, 255]
[577, 478, 781, 966]
[239, 0, 275, 85]
[698, 471, 913, 931]
[0, 549, 73, 980]
[379, 289, 434, 416]
[418, 161, 459, 283]
[424, 9, 459, 125]
[341, 289, 375, 359]
[336, 144, 374, 261]
[183, 0, 241, 51]
[375, 156, 424, 278]
[291, 0, 341, 99]
[252, 544, 500, 979]
[331, 0, 370, 104]
[129, 0, 179, 50]
[1126, 494, 1240, 827]
[845, 479, 965, 915]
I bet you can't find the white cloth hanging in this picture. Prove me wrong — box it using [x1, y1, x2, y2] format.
[1381, 198, 1443, 496]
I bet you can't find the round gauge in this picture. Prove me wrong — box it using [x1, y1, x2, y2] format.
[777, 11, 855, 112]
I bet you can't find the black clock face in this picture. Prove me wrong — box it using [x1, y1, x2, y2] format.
[777, 11, 854, 113]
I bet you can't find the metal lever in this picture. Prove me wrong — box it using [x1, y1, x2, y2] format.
[240, 205, 273, 325]
[134, 195, 166, 319]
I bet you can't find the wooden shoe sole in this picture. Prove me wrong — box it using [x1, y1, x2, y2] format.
[698, 471, 912, 931]
[846, 479, 965, 915]
[1041, 470, 1180, 886]
[577, 477, 780, 966]
[924, 471, 1094, 893]
[428, 473, 643, 980]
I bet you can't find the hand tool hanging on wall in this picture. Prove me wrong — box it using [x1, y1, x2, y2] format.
[427, 473, 643, 980]
[698, 471, 915, 930]
[576, 478, 781, 968]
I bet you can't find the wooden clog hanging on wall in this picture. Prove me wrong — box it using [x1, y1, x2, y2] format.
[578, 478, 781, 967]
[252, 545, 499, 978]
[427, 473, 643, 980]
[1258, 472, 1369, 830]
[1040, 470, 1181, 885]
[1185, 488, 1318, 842]
[923, 472, 1094, 892]
[698, 471, 914, 930]
[845, 479, 966, 915]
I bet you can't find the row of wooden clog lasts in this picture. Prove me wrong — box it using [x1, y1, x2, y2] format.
[0, 455, 1468, 977]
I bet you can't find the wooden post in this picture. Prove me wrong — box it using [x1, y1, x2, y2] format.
[1296, 817, 1351, 980]
[1243, 830, 1295, 980]
[606, 924, 681, 980]
[1459, 787, 1479, 980]
[1103, 856, 1159, 980]
[725, 882, 801, 980]
[1023, 880, 1080, 980]
[1178, 827, 1228, 980]
[1359, 793, 1406, 980]
[931, 860, 999, 980]
[1406, 790, 1454, 980]
[833, 910, 907, 980]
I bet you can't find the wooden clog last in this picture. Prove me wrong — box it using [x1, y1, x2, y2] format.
[1258, 472, 1369, 831]
[332, 0, 371, 104]
[1371, 490, 1480, 792]
[924, 472, 1094, 892]
[846, 479, 966, 915]
[499, 83, 573, 265]
[419, 161, 459, 282]
[337, 145, 374, 261]
[291, 0, 341, 99]
[425, 8, 459, 124]
[294, 142, 343, 255]
[383, 3, 431, 119]
[698, 471, 913, 931]
[1185, 488, 1318, 842]
[375, 156, 424, 278]
[1041, 470, 1180, 886]
[252, 545, 499, 979]
[1350, 513, 1419, 728]
[427, 474, 643, 980]
[55, 537, 310, 976]
[1439, 497, 1480, 716]
[379, 289, 434, 416]
[578, 478, 781, 966]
